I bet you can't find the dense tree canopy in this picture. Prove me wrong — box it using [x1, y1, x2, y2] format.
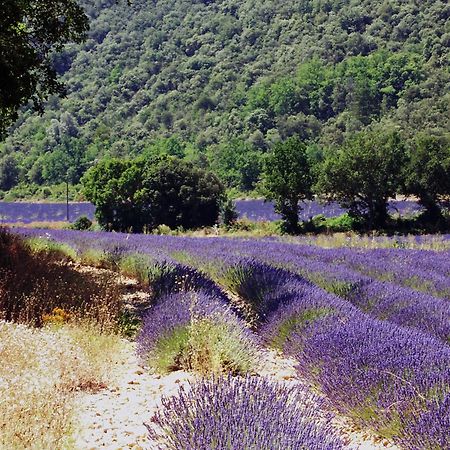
[0, 0, 88, 137]
[262, 137, 314, 233]
[316, 130, 406, 228]
[403, 134, 450, 223]
[82, 155, 225, 232]
[0, 155, 19, 191]
[1, 0, 448, 195]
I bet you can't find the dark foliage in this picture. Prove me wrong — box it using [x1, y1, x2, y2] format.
[0, 0, 88, 136]
[316, 129, 407, 229]
[262, 137, 314, 233]
[403, 134, 450, 225]
[70, 215, 93, 230]
[82, 155, 225, 232]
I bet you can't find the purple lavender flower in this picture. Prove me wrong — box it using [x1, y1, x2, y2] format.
[401, 394, 450, 449]
[136, 290, 259, 374]
[146, 375, 344, 450]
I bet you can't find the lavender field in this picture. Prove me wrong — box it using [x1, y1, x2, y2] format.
[0, 202, 95, 224]
[0, 199, 423, 224]
[15, 227, 450, 449]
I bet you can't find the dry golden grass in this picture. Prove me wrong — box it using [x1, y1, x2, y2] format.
[0, 320, 123, 449]
[292, 232, 450, 250]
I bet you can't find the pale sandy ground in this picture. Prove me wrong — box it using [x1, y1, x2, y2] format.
[73, 342, 399, 450]
[73, 341, 193, 450]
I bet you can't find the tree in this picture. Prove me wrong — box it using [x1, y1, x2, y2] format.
[0, 0, 88, 136]
[82, 158, 142, 232]
[82, 156, 225, 232]
[262, 137, 314, 234]
[316, 130, 406, 229]
[403, 134, 450, 223]
[0, 155, 19, 190]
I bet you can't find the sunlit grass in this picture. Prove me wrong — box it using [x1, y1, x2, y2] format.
[293, 232, 450, 250]
[146, 319, 260, 376]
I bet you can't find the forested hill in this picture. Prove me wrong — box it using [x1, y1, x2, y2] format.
[1, 0, 449, 193]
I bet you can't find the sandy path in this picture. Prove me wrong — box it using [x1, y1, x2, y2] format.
[73, 343, 398, 450]
[73, 341, 192, 450]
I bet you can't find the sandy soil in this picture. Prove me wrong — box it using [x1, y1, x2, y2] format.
[73, 341, 193, 450]
[73, 343, 399, 450]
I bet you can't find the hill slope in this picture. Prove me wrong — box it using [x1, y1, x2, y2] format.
[1, 0, 449, 192]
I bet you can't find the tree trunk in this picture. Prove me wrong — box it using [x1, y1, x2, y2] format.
[279, 198, 300, 234]
[368, 199, 388, 229]
[419, 194, 443, 225]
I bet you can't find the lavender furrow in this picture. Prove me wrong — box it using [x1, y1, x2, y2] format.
[13, 229, 450, 448]
[18, 229, 450, 343]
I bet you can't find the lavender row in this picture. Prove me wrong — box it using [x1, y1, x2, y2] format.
[249, 270, 450, 448]
[195, 253, 450, 447]
[0, 199, 423, 223]
[147, 376, 344, 450]
[234, 199, 423, 222]
[0, 202, 95, 223]
[14, 229, 450, 447]
[290, 245, 450, 300]
[254, 246, 450, 344]
[148, 237, 450, 344]
[136, 290, 260, 375]
[17, 229, 450, 343]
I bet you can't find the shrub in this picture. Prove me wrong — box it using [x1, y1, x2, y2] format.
[70, 215, 92, 231]
[325, 213, 362, 232]
[146, 376, 344, 450]
[218, 261, 307, 323]
[219, 196, 238, 227]
[137, 291, 259, 375]
[0, 229, 121, 328]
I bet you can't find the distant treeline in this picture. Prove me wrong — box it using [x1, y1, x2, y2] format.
[0, 0, 448, 195]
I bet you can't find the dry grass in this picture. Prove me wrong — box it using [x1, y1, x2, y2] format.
[2, 221, 71, 229]
[291, 232, 450, 250]
[0, 229, 121, 328]
[0, 320, 123, 449]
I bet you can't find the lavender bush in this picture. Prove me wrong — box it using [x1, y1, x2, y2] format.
[401, 394, 450, 449]
[137, 291, 259, 374]
[287, 315, 450, 444]
[146, 375, 344, 450]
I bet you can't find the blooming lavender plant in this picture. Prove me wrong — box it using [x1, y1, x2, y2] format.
[146, 375, 344, 450]
[137, 291, 259, 374]
[289, 315, 450, 444]
[401, 394, 450, 449]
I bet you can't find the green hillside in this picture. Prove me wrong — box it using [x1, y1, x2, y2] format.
[1, 0, 449, 194]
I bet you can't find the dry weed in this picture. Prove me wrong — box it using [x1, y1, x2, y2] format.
[0, 320, 123, 449]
